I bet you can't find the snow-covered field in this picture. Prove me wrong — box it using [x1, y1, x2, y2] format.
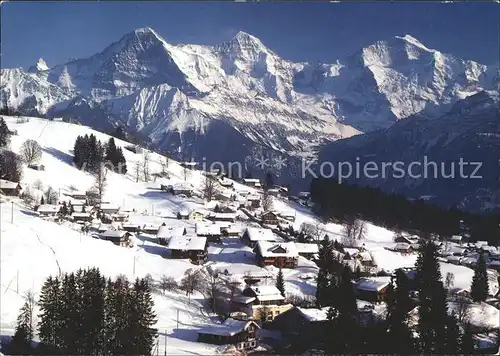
[1, 116, 498, 353]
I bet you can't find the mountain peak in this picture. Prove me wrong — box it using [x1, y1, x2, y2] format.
[28, 58, 49, 73]
[394, 34, 432, 51]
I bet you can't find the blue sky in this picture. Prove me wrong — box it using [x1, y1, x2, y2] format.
[2, 2, 499, 69]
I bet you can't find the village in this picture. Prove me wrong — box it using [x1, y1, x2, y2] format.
[0, 116, 499, 354]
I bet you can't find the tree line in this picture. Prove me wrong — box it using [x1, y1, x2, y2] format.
[308, 236, 477, 354]
[310, 178, 500, 246]
[73, 135, 127, 174]
[8, 268, 157, 355]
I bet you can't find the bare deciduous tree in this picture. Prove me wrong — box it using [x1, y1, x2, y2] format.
[445, 272, 455, 290]
[44, 186, 58, 205]
[300, 222, 322, 242]
[133, 161, 141, 183]
[20, 139, 42, 165]
[142, 152, 151, 182]
[455, 297, 471, 324]
[202, 175, 219, 202]
[342, 217, 366, 247]
[32, 179, 44, 191]
[20, 186, 35, 207]
[160, 156, 169, 175]
[158, 275, 178, 294]
[261, 190, 273, 212]
[180, 269, 203, 301]
[93, 163, 108, 204]
[183, 165, 189, 182]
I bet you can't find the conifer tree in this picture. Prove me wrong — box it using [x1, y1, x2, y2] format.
[59, 272, 80, 354]
[38, 276, 63, 352]
[0, 116, 10, 147]
[461, 322, 474, 354]
[315, 267, 330, 308]
[40, 196, 45, 205]
[470, 252, 489, 302]
[9, 292, 35, 355]
[276, 268, 286, 298]
[415, 239, 448, 353]
[444, 312, 461, 354]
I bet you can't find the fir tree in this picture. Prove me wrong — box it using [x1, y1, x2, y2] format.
[38, 276, 63, 352]
[470, 252, 489, 302]
[59, 272, 80, 354]
[276, 269, 286, 298]
[444, 312, 461, 354]
[315, 267, 330, 308]
[264, 171, 274, 190]
[461, 322, 474, 354]
[40, 195, 45, 205]
[415, 239, 448, 353]
[0, 116, 11, 147]
[8, 292, 35, 355]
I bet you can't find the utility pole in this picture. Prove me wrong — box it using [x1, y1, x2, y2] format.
[11, 201, 14, 223]
[164, 330, 167, 356]
[133, 256, 136, 277]
[177, 309, 179, 329]
[16, 269, 19, 293]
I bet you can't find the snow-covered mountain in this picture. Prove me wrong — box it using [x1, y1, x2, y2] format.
[1, 28, 497, 189]
[317, 90, 500, 213]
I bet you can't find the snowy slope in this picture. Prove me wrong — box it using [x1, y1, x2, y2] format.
[1, 28, 495, 171]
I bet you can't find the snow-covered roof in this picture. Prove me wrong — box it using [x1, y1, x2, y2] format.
[0, 179, 20, 190]
[344, 248, 359, 256]
[208, 212, 237, 220]
[297, 307, 329, 322]
[355, 277, 390, 292]
[167, 235, 207, 251]
[122, 223, 141, 229]
[101, 230, 127, 238]
[256, 241, 298, 258]
[358, 251, 373, 262]
[243, 178, 260, 183]
[157, 226, 185, 239]
[172, 182, 193, 191]
[197, 318, 259, 337]
[451, 235, 463, 241]
[245, 227, 276, 242]
[69, 199, 86, 206]
[294, 243, 319, 254]
[37, 204, 60, 213]
[100, 203, 119, 211]
[247, 194, 261, 201]
[248, 285, 285, 302]
[71, 212, 90, 218]
[195, 223, 221, 236]
[394, 243, 411, 250]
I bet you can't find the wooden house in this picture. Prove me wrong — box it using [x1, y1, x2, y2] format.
[122, 223, 141, 233]
[167, 235, 208, 264]
[207, 212, 237, 223]
[231, 285, 291, 321]
[272, 307, 330, 351]
[393, 242, 413, 255]
[68, 191, 88, 200]
[195, 222, 221, 243]
[28, 163, 45, 171]
[180, 161, 197, 170]
[37, 204, 60, 216]
[255, 241, 299, 268]
[142, 224, 161, 234]
[354, 277, 391, 303]
[156, 226, 186, 246]
[177, 210, 190, 220]
[100, 230, 134, 247]
[196, 319, 259, 351]
[99, 203, 120, 215]
[246, 195, 261, 209]
[0, 179, 22, 196]
[219, 179, 234, 188]
[111, 212, 129, 222]
[71, 212, 92, 222]
[189, 211, 204, 221]
[294, 243, 319, 259]
[260, 211, 279, 225]
[450, 235, 463, 244]
[242, 227, 278, 248]
[242, 178, 261, 188]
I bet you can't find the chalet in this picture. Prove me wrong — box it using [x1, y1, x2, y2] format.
[189, 211, 204, 221]
[242, 178, 261, 188]
[160, 184, 172, 192]
[255, 241, 299, 268]
[28, 163, 45, 171]
[215, 203, 238, 213]
[0, 179, 22, 196]
[278, 211, 295, 222]
[124, 145, 143, 154]
[219, 179, 234, 188]
[267, 189, 280, 197]
[394, 235, 414, 245]
[37, 204, 60, 216]
[450, 235, 463, 244]
[195, 222, 221, 243]
[196, 319, 260, 351]
[220, 225, 242, 237]
[142, 224, 161, 234]
[207, 212, 237, 223]
[246, 195, 261, 209]
[260, 211, 279, 225]
[71, 212, 92, 222]
[355, 277, 391, 303]
[100, 230, 134, 247]
[68, 191, 87, 200]
[172, 183, 193, 196]
[177, 210, 190, 220]
[446, 255, 462, 265]
[393, 243, 413, 255]
[215, 191, 232, 202]
[242, 227, 279, 248]
[122, 223, 141, 233]
[448, 288, 471, 298]
[232, 285, 291, 321]
[99, 203, 120, 215]
[156, 226, 186, 245]
[298, 192, 310, 200]
[68, 199, 86, 212]
[180, 161, 197, 170]
[110, 212, 129, 222]
[272, 307, 330, 350]
[167, 235, 208, 264]
[294, 243, 319, 259]
[97, 224, 113, 233]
